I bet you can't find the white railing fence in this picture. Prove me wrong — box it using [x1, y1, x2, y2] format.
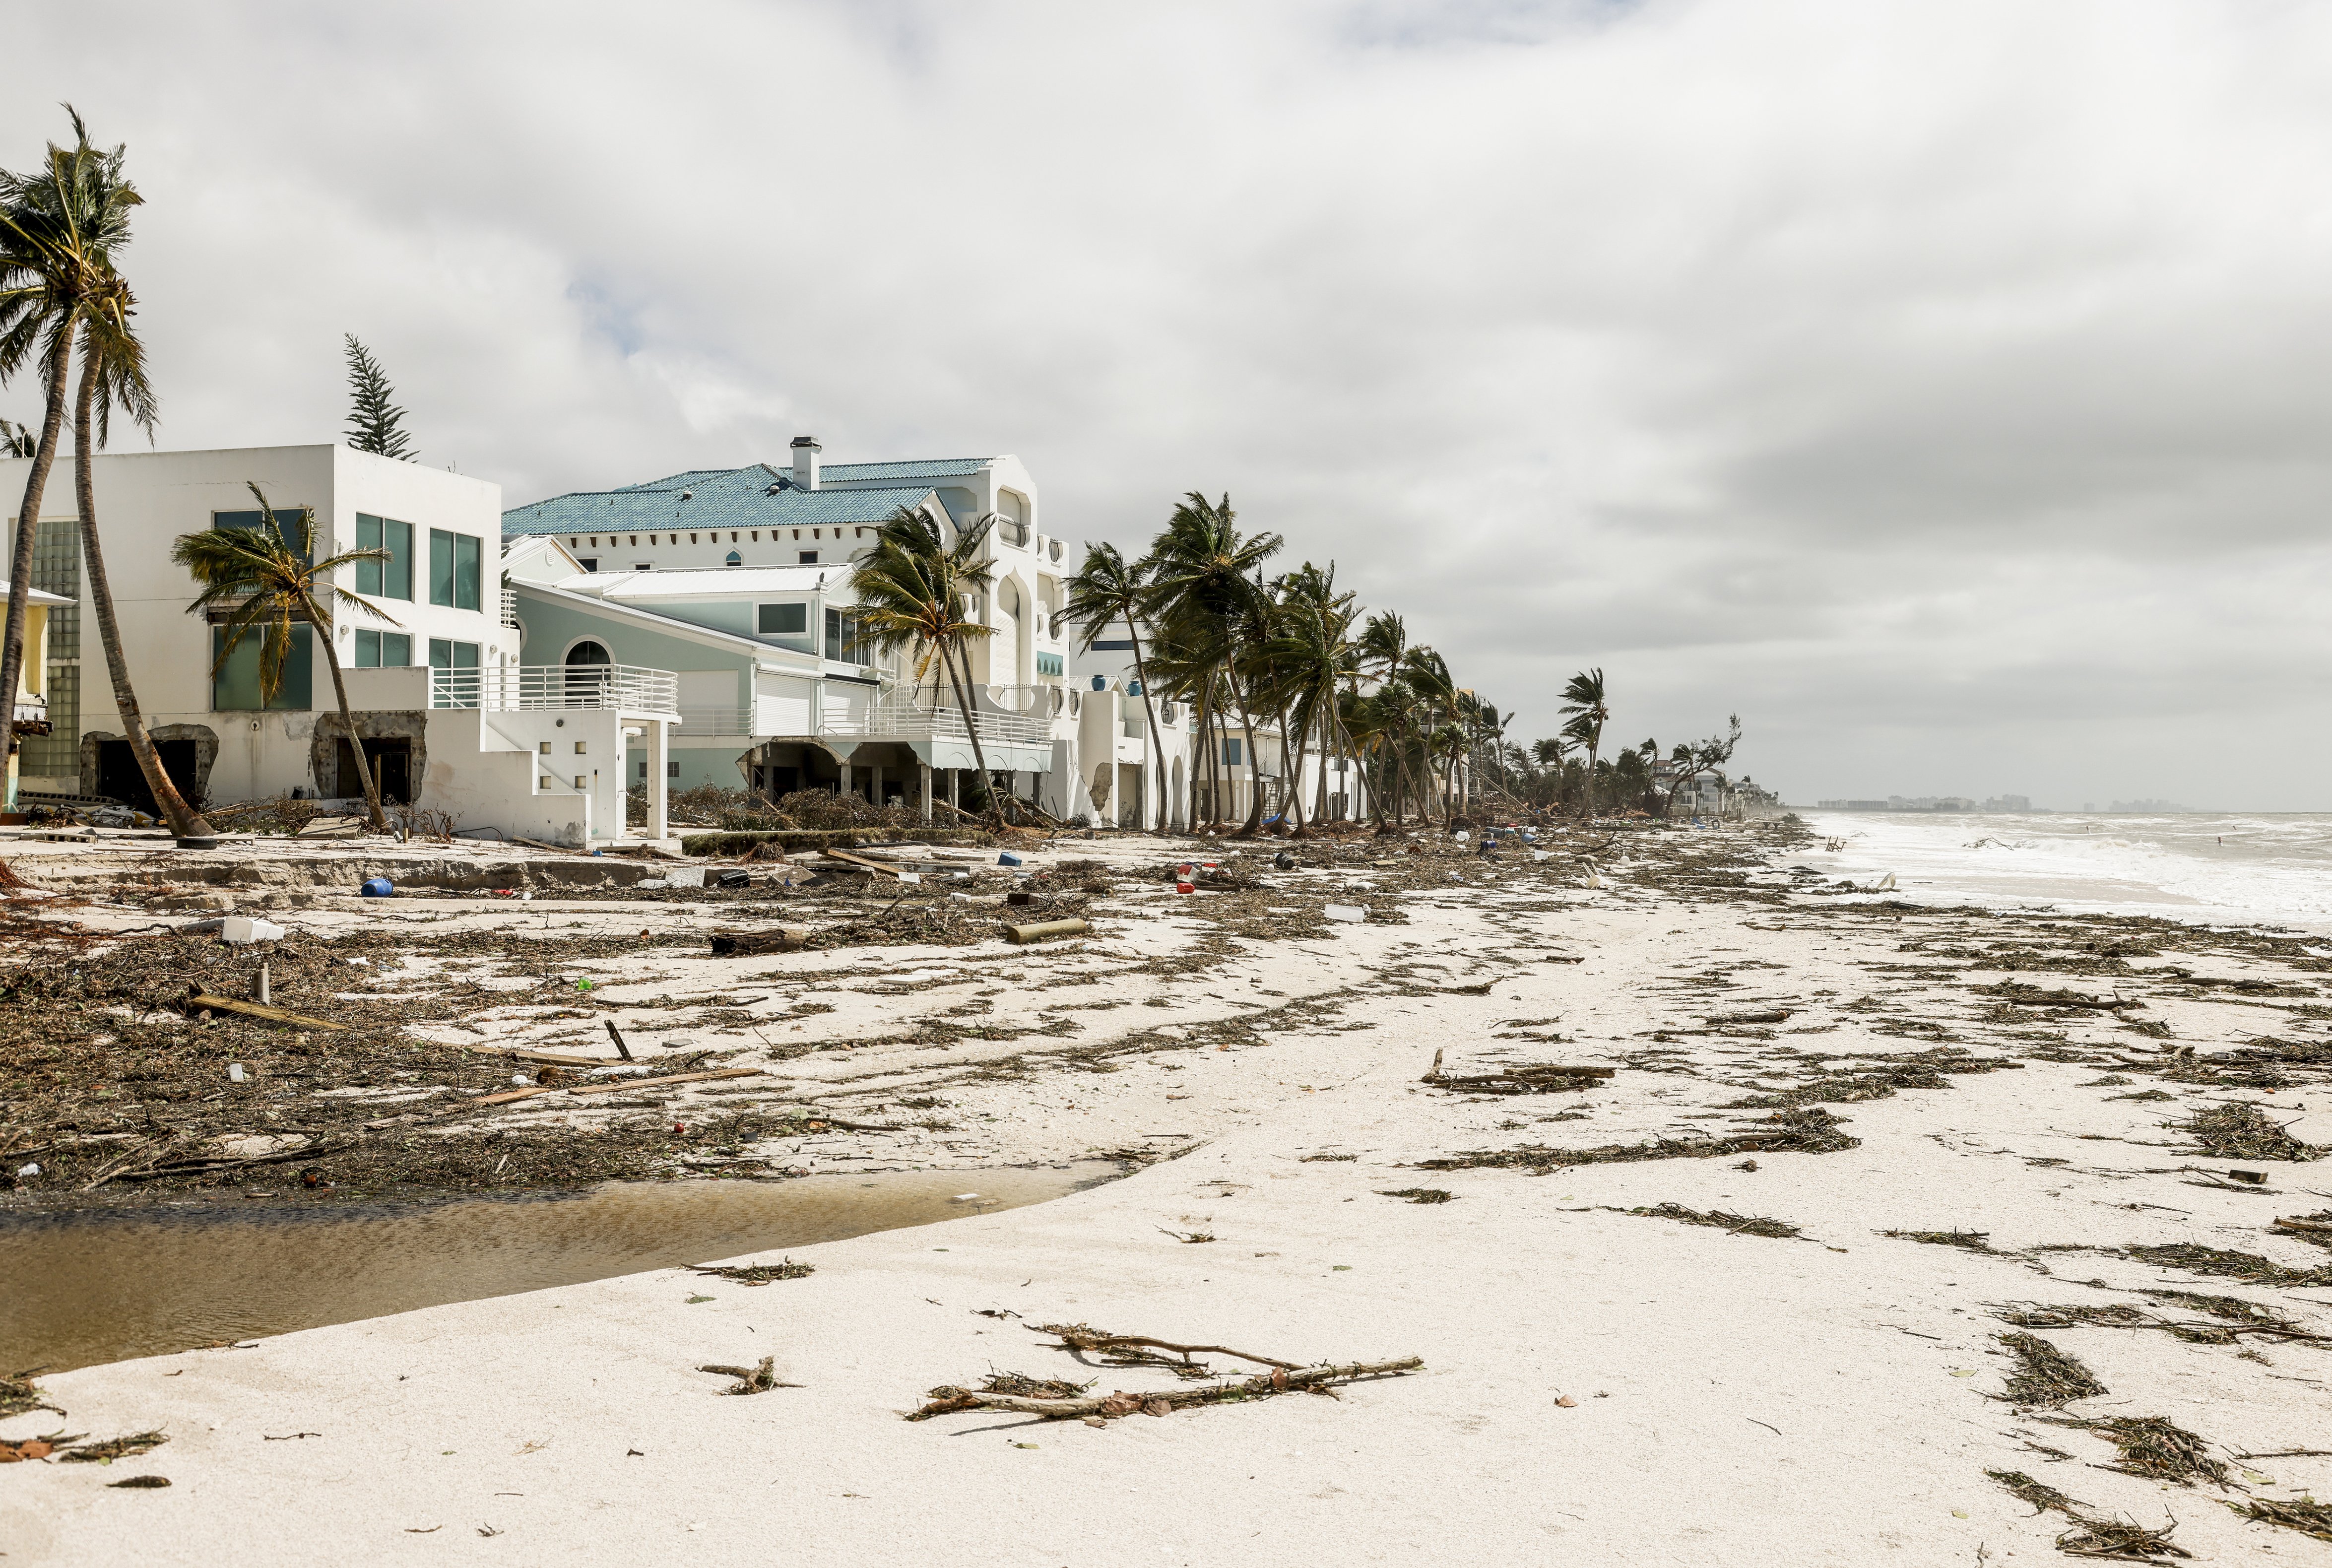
[431, 664, 679, 715]
[816, 700, 1050, 746]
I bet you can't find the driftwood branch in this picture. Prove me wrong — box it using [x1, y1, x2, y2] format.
[912, 1357, 1422, 1422]
[1038, 1321, 1300, 1370]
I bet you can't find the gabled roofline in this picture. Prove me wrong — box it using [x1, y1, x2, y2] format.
[512, 578, 823, 674]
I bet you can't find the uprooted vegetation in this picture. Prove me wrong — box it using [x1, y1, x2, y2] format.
[2178, 1102, 2323, 1163]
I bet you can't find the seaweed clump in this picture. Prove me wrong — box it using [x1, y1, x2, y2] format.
[1629, 1203, 1801, 1239]
[1986, 1468, 2083, 1517]
[1415, 1108, 1858, 1174]
[2180, 1103, 2323, 1163]
[1996, 1332, 2107, 1409]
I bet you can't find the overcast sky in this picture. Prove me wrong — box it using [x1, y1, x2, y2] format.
[14, 0, 2332, 809]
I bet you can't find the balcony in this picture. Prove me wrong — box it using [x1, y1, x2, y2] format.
[675, 706, 754, 737]
[501, 587, 520, 629]
[430, 664, 679, 716]
[819, 700, 1050, 746]
[10, 691, 50, 735]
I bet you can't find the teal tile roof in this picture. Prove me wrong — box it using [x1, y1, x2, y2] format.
[504, 470, 940, 537]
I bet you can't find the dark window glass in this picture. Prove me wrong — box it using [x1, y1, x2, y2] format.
[215, 508, 312, 567]
[1223, 738, 1243, 766]
[356, 517, 382, 596]
[382, 632, 410, 666]
[825, 607, 842, 660]
[758, 603, 806, 635]
[430, 529, 455, 606]
[799, 550, 819, 564]
[576, 558, 598, 572]
[429, 639, 480, 669]
[455, 533, 481, 610]
[212, 625, 312, 711]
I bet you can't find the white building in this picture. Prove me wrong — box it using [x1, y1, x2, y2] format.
[501, 440, 1191, 828]
[0, 445, 677, 844]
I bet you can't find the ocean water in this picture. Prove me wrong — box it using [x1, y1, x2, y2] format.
[1793, 811, 2332, 935]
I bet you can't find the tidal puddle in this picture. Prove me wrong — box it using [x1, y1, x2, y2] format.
[2, 1163, 1114, 1374]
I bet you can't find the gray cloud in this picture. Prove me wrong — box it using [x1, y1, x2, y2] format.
[11, 0, 2332, 807]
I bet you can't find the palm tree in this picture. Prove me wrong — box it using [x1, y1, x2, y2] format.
[1140, 492, 1281, 834]
[849, 504, 999, 820]
[0, 107, 132, 793]
[173, 483, 397, 832]
[69, 273, 213, 835]
[1259, 562, 1359, 833]
[1559, 667, 1609, 821]
[1399, 647, 1460, 822]
[0, 418, 33, 457]
[1062, 541, 1163, 830]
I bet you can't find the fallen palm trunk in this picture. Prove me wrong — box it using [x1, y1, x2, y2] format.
[1005, 918, 1088, 944]
[709, 928, 810, 957]
[911, 1357, 1422, 1422]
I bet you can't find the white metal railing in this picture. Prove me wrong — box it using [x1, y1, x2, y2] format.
[675, 706, 754, 737]
[431, 663, 679, 716]
[501, 587, 520, 629]
[817, 700, 1050, 746]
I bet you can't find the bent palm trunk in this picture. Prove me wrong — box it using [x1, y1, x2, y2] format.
[943, 642, 997, 824]
[317, 619, 388, 832]
[1124, 610, 1164, 832]
[73, 353, 210, 837]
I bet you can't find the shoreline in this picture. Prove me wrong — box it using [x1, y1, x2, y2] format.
[11, 820, 2332, 1562]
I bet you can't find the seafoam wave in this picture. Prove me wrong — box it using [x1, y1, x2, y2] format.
[1795, 811, 2332, 934]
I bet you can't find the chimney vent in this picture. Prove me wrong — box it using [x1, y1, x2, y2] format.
[789, 435, 821, 492]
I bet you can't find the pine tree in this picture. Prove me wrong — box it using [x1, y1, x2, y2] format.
[342, 333, 414, 459]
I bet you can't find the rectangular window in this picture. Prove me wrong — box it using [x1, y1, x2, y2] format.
[429, 639, 480, 669]
[798, 550, 819, 565]
[1223, 738, 1243, 767]
[757, 602, 806, 636]
[354, 515, 413, 599]
[353, 628, 411, 668]
[576, 557, 598, 573]
[1036, 652, 1064, 678]
[430, 530, 483, 609]
[212, 625, 312, 712]
[215, 508, 313, 566]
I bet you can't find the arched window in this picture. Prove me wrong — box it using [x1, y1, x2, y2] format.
[564, 639, 612, 698]
[725, 550, 742, 567]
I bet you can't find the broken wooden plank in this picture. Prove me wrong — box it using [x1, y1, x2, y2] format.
[186, 992, 347, 1031]
[566, 1067, 765, 1097]
[470, 1085, 566, 1107]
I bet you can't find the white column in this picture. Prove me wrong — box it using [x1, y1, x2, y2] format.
[919, 761, 933, 823]
[839, 759, 853, 798]
[949, 768, 960, 811]
[871, 762, 884, 806]
[647, 719, 669, 841]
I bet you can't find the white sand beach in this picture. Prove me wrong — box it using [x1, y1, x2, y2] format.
[8, 826, 2332, 1565]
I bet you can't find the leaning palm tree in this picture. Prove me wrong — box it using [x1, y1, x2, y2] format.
[1140, 492, 1281, 834]
[849, 504, 999, 820]
[1062, 541, 1163, 830]
[1559, 667, 1609, 821]
[70, 274, 213, 835]
[173, 482, 397, 831]
[0, 107, 134, 792]
[0, 417, 33, 457]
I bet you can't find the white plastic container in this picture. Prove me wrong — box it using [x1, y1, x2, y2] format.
[1324, 904, 1367, 923]
[220, 916, 286, 945]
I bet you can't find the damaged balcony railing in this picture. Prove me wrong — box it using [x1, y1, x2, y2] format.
[430, 664, 679, 716]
